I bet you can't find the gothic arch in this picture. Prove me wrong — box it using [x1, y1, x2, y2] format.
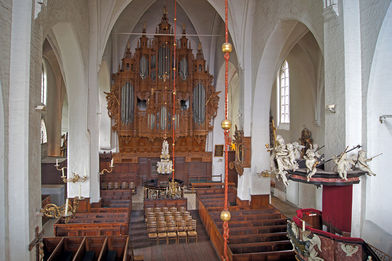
[366, 1, 392, 242]
[251, 20, 323, 195]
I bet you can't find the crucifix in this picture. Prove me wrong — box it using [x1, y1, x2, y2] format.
[28, 226, 44, 261]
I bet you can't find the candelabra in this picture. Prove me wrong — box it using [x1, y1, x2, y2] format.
[54, 159, 67, 180]
[99, 158, 114, 175]
[40, 197, 79, 223]
[62, 172, 88, 183]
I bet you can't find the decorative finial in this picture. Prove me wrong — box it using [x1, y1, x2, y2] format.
[127, 41, 130, 50]
[182, 23, 186, 34]
[163, 6, 168, 15]
[198, 42, 202, 50]
[143, 23, 146, 33]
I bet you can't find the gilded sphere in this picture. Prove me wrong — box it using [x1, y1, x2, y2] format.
[222, 42, 233, 53]
[221, 119, 232, 130]
[220, 210, 231, 221]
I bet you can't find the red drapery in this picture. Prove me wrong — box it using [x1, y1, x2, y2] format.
[322, 185, 353, 233]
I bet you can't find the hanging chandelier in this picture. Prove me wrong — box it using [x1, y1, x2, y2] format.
[157, 139, 173, 174]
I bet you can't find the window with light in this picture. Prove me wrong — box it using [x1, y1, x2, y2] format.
[278, 60, 290, 125]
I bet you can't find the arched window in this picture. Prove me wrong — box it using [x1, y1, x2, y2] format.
[277, 60, 290, 126]
[40, 119, 47, 144]
[41, 61, 47, 105]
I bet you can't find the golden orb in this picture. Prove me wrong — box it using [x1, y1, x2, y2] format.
[221, 119, 232, 130]
[220, 210, 231, 221]
[222, 43, 232, 53]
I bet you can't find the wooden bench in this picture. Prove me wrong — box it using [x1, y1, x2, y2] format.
[43, 236, 130, 261]
[143, 198, 187, 209]
[54, 212, 129, 237]
[196, 188, 294, 261]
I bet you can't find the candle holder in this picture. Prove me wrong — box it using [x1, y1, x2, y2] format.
[62, 172, 88, 183]
[99, 158, 114, 175]
[54, 160, 67, 180]
[40, 198, 79, 223]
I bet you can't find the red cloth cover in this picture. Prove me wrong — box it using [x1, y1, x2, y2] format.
[322, 185, 352, 233]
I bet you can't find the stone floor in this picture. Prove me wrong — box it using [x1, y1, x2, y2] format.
[271, 196, 299, 218]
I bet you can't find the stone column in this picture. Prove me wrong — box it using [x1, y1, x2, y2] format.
[8, 1, 42, 260]
[323, 0, 363, 236]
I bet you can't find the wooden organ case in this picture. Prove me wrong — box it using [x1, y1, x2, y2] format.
[105, 11, 219, 183]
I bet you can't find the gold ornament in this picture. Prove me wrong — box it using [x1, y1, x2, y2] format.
[221, 119, 232, 130]
[220, 210, 231, 221]
[222, 43, 232, 53]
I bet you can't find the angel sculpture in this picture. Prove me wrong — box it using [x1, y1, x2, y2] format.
[333, 149, 355, 180]
[304, 144, 322, 181]
[354, 150, 380, 176]
[268, 135, 290, 187]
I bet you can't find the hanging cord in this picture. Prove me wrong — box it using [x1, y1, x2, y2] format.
[172, 0, 177, 181]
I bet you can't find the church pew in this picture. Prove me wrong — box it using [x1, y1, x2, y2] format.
[143, 198, 187, 209]
[44, 237, 84, 261]
[229, 240, 293, 254]
[196, 188, 294, 261]
[54, 213, 129, 237]
[43, 236, 130, 261]
[228, 232, 289, 244]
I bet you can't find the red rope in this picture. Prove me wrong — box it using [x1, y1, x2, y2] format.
[172, 0, 177, 181]
[223, 0, 230, 260]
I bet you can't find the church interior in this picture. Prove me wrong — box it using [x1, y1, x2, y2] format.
[1, 0, 392, 260]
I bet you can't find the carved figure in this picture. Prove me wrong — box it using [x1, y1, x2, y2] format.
[333, 149, 355, 180]
[340, 243, 359, 257]
[354, 150, 378, 176]
[303, 231, 324, 261]
[299, 128, 313, 157]
[304, 144, 322, 181]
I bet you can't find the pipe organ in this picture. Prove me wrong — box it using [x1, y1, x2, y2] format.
[106, 11, 220, 158]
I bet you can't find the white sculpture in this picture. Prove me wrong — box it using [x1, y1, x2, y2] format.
[354, 150, 378, 176]
[303, 231, 324, 261]
[304, 144, 322, 181]
[157, 139, 173, 174]
[267, 136, 305, 187]
[333, 149, 355, 180]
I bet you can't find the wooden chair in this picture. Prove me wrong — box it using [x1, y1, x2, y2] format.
[162, 207, 169, 212]
[179, 206, 186, 213]
[187, 220, 198, 243]
[157, 226, 167, 244]
[121, 181, 128, 189]
[153, 207, 161, 213]
[169, 207, 177, 213]
[167, 225, 178, 244]
[177, 220, 187, 243]
[113, 182, 119, 190]
[147, 225, 158, 242]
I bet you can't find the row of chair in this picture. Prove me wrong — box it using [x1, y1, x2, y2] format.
[145, 206, 186, 214]
[101, 181, 136, 192]
[147, 219, 197, 244]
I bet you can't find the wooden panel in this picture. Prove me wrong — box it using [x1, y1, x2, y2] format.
[242, 137, 251, 168]
[250, 194, 270, 209]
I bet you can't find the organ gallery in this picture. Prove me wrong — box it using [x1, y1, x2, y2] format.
[106, 11, 220, 160]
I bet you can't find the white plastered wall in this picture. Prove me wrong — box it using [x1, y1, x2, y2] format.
[363, 1, 392, 255]
[98, 61, 112, 150]
[52, 23, 91, 199]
